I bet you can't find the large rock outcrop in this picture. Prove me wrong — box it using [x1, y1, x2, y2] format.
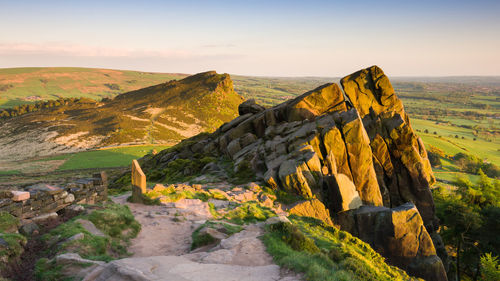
[140, 66, 446, 280]
[341, 68, 437, 228]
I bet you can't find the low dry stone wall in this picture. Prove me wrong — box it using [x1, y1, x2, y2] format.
[0, 172, 108, 219]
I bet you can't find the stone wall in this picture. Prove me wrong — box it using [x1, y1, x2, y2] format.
[0, 172, 108, 219]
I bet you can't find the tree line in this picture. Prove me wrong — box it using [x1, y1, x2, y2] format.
[0, 97, 96, 119]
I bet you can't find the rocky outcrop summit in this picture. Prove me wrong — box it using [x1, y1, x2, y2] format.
[141, 66, 447, 280]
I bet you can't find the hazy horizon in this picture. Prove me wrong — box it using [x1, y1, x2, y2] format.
[1, 0, 499, 76]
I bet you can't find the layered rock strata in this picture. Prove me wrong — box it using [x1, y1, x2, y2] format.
[141, 66, 446, 280]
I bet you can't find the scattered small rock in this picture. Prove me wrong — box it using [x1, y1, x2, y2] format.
[208, 199, 230, 209]
[66, 233, 85, 242]
[19, 222, 40, 236]
[265, 216, 291, 225]
[152, 184, 167, 192]
[76, 219, 105, 237]
[64, 193, 75, 203]
[0, 237, 8, 247]
[11, 191, 30, 202]
[32, 212, 58, 223]
[199, 227, 228, 241]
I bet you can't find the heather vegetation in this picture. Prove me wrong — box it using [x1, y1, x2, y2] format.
[0, 71, 243, 162]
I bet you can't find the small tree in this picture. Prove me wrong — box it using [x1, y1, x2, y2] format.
[480, 253, 500, 281]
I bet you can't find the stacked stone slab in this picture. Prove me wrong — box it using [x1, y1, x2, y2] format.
[142, 66, 447, 281]
[0, 172, 107, 219]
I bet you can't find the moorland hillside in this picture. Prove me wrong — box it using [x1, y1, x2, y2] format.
[0, 71, 244, 161]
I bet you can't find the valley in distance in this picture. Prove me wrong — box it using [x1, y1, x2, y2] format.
[0, 66, 498, 281]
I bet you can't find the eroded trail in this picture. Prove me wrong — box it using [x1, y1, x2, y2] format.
[113, 194, 196, 257]
[99, 192, 302, 281]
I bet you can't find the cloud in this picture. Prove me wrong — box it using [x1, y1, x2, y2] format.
[0, 42, 194, 58]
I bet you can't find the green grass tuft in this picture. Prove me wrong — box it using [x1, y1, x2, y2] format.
[0, 233, 27, 260]
[268, 222, 320, 254]
[87, 204, 141, 240]
[261, 216, 419, 281]
[223, 202, 276, 225]
[41, 202, 140, 264]
[0, 211, 20, 233]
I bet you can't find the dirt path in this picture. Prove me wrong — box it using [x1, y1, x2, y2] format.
[113, 194, 203, 257]
[105, 193, 302, 281]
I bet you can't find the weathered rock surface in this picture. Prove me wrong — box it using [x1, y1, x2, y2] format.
[11, 191, 29, 202]
[341, 67, 437, 229]
[76, 219, 106, 237]
[336, 203, 446, 281]
[239, 99, 266, 115]
[81, 256, 290, 281]
[287, 199, 334, 226]
[139, 66, 446, 280]
[55, 253, 106, 280]
[19, 222, 39, 236]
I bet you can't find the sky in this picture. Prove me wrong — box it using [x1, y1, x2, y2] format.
[0, 0, 499, 77]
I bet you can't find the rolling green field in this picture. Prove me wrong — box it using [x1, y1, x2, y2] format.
[413, 119, 500, 164]
[48, 145, 171, 170]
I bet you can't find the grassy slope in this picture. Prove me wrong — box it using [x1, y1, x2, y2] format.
[263, 216, 419, 281]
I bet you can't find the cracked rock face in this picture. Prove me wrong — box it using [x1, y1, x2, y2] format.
[142, 66, 447, 281]
[336, 203, 447, 281]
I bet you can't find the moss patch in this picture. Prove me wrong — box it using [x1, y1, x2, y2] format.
[0, 211, 20, 233]
[144, 187, 224, 203]
[87, 204, 140, 240]
[0, 233, 27, 261]
[222, 202, 276, 225]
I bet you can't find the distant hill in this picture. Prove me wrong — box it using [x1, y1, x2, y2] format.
[0, 67, 187, 108]
[0, 67, 335, 109]
[0, 71, 244, 161]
